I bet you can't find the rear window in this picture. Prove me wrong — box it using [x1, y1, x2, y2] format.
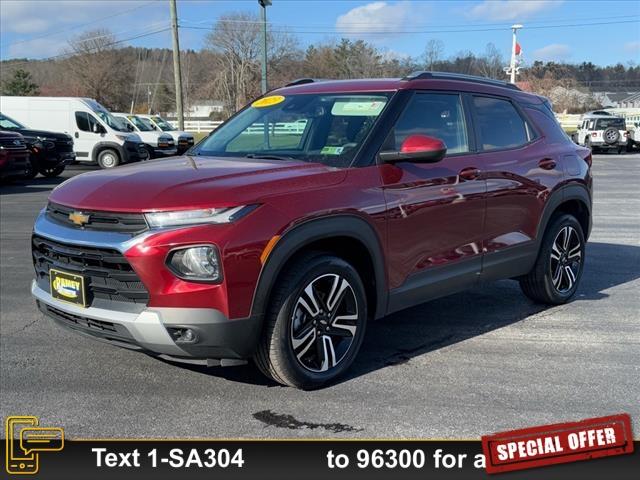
[596, 118, 625, 129]
[473, 96, 531, 150]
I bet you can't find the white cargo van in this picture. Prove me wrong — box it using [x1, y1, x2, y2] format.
[0, 96, 147, 168]
[137, 114, 195, 154]
[112, 113, 177, 159]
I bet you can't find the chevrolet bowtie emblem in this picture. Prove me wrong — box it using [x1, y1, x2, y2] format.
[68, 211, 90, 226]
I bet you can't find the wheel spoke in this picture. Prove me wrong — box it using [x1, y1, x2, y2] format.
[297, 284, 321, 317]
[292, 327, 316, 361]
[330, 314, 357, 336]
[564, 265, 576, 290]
[318, 335, 336, 372]
[561, 226, 571, 251]
[567, 243, 581, 260]
[326, 277, 349, 312]
[551, 241, 562, 259]
[552, 262, 563, 288]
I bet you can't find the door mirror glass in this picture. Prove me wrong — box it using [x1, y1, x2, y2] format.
[380, 134, 447, 163]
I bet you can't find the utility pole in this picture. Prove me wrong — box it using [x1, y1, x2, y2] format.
[258, 0, 271, 94]
[505, 24, 523, 84]
[169, 0, 184, 130]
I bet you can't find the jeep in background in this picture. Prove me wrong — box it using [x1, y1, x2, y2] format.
[577, 112, 628, 153]
[32, 72, 592, 389]
[0, 113, 75, 178]
[0, 131, 30, 181]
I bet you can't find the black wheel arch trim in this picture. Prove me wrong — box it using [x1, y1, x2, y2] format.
[250, 214, 388, 322]
[536, 182, 592, 246]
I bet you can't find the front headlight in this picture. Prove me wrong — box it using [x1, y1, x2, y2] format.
[167, 245, 221, 281]
[145, 206, 255, 228]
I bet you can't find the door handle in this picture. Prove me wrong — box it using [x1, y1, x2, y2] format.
[459, 167, 481, 181]
[74, 132, 79, 139]
[539, 158, 556, 170]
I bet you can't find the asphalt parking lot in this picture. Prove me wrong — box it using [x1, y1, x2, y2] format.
[1, 153, 639, 439]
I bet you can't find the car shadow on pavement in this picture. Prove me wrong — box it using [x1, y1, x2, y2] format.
[1, 176, 68, 195]
[154, 241, 640, 388]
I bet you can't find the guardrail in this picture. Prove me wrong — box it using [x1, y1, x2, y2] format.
[167, 120, 308, 134]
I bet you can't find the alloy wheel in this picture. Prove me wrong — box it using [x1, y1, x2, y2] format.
[290, 273, 359, 373]
[549, 226, 582, 293]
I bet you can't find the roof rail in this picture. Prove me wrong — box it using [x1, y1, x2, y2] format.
[285, 78, 322, 87]
[402, 71, 521, 91]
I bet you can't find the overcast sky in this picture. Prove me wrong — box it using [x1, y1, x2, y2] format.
[1, 0, 639, 66]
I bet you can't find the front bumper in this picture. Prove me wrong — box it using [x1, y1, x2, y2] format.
[152, 146, 178, 157]
[31, 211, 261, 360]
[33, 281, 260, 359]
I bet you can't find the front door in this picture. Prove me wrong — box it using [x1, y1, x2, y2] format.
[379, 92, 486, 311]
[73, 111, 103, 161]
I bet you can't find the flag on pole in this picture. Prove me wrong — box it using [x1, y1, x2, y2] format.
[515, 42, 522, 56]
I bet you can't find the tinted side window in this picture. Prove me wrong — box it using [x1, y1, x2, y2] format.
[75, 112, 90, 131]
[385, 93, 469, 154]
[473, 96, 529, 150]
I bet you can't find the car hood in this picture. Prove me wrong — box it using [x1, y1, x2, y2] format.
[11, 129, 71, 142]
[48, 155, 347, 212]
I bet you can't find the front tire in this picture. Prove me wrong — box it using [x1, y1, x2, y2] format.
[254, 253, 367, 389]
[39, 164, 65, 177]
[520, 214, 585, 304]
[24, 157, 39, 179]
[97, 149, 120, 169]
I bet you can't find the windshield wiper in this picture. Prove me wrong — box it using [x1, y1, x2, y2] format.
[245, 153, 296, 161]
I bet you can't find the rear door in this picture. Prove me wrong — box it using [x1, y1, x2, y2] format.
[470, 94, 560, 279]
[379, 91, 486, 308]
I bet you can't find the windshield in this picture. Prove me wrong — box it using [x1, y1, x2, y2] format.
[94, 110, 129, 132]
[152, 116, 176, 131]
[596, 118, 625, 129]
[127, 115, 154, 131]
[192, 93, 391, 167]
[0, 113, 24, 130]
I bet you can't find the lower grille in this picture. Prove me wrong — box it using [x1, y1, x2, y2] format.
[32, 235, 149, 305]
[39, 302, 139, 347]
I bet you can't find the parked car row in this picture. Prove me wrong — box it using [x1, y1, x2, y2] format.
[0, 96, 195, 181]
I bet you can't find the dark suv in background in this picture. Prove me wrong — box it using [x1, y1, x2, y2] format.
[32, 72, 592, 388]
[0, 130, 30, 180]
[0, 113, 75, 178]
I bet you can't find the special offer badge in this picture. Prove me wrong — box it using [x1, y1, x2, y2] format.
[482, 413, 633, 474]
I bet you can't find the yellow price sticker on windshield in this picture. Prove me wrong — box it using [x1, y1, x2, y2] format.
[252, 95, 285, 108]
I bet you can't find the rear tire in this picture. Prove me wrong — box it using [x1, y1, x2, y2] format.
[254, 253, 367, 389]
[519, 214, 585, 304]
[97, 149, 120, 169]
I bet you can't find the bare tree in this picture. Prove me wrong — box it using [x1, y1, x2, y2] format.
[65, 29, 133, 109]
[478, 42, 504, 79]
[204, 13, 299, 112]
[423, 39, 444, 70]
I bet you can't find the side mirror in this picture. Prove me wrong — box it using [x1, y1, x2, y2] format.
[379, 134, 447, 163]
[127, 123, 134, 132]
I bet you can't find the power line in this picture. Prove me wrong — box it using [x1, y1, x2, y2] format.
[180, 18, 639, 35]
[179, 13, 640, 29]
[1, 27, 171, 69]
[1, 1, 159, 50]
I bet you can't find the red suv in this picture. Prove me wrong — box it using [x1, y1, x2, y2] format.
[32, 72, 592, 388]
